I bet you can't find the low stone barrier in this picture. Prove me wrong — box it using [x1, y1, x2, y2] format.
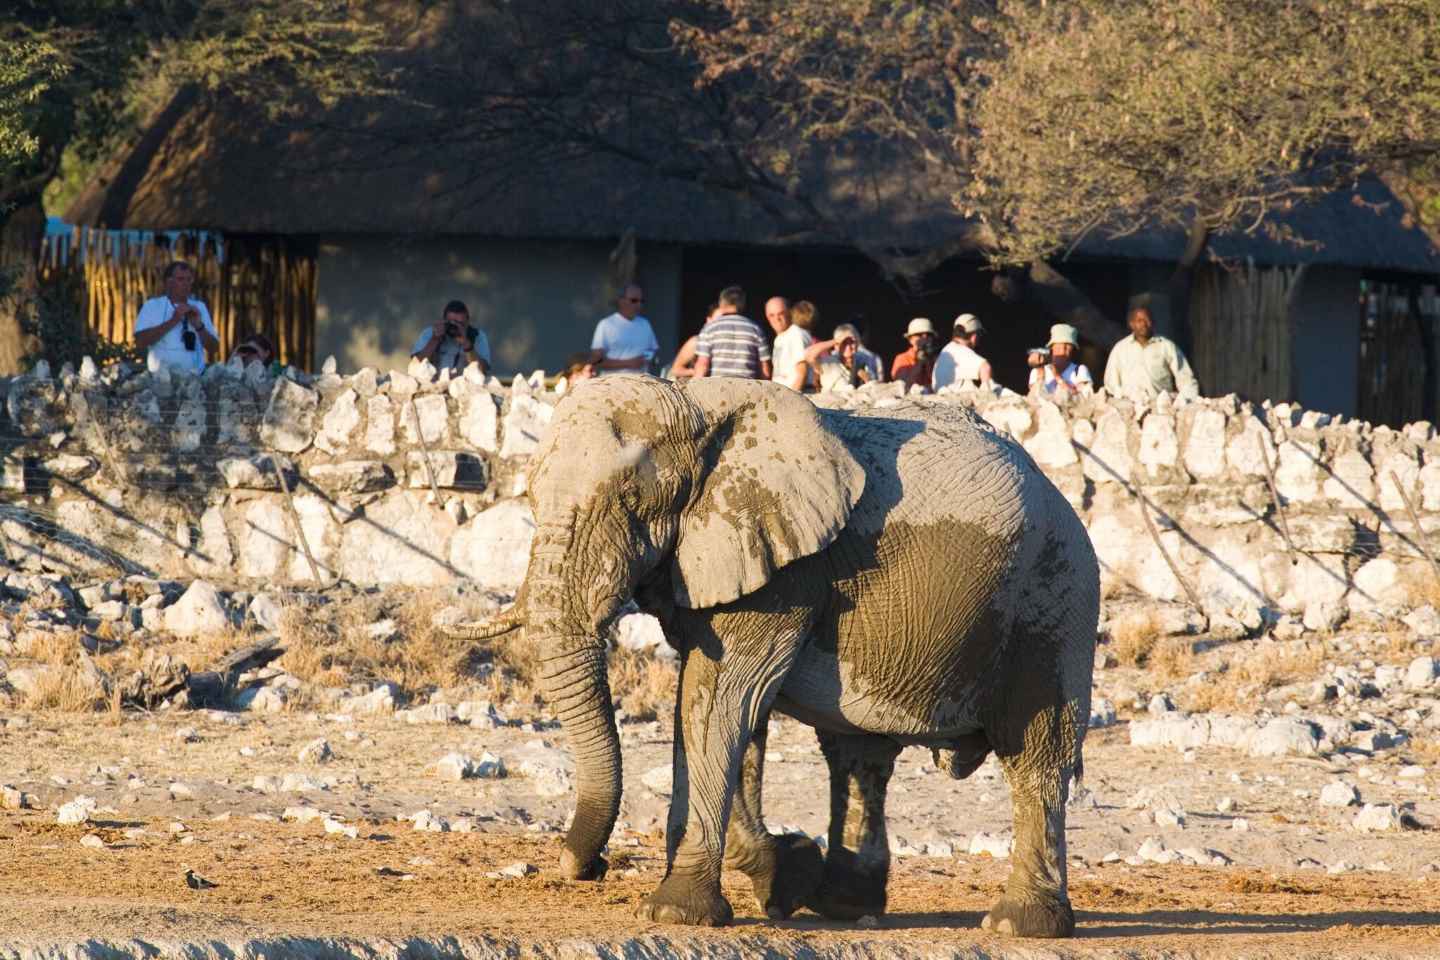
[2, 357, 1438, 629]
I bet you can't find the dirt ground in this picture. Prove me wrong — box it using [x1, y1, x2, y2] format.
[3, 708, 1440, 958]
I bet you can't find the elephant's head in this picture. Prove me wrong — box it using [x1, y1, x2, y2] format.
[501, 375, 865, 880]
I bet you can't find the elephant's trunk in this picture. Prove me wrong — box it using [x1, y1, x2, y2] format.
[528, 521, 623, 880]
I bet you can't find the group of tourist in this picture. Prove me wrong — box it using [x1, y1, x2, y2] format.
[574, 282, 1200, 401]
[133, 261, 1198, 401]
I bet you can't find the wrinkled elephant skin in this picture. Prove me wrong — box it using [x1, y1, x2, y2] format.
[496, 377, 1098, 937]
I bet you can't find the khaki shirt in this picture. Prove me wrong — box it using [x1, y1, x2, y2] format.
[1103, 335, 1199, 398]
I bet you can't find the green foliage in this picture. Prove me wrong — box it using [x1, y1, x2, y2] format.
[0, 39, 64, 171]
[677, 0, 1440, 266]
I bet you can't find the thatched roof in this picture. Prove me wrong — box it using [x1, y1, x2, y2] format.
[69, 91, 1440, 276]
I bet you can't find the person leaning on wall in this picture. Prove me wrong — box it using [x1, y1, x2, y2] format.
[133, 260, 220, 372]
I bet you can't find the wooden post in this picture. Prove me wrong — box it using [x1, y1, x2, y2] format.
[1390, 470, 1440, 595]
[1258, 433, 1298, 563]
[270, 453, 323, 584]
[409, 396, 444, 506]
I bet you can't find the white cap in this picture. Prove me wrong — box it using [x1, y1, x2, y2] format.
[954, 313, 984, 334]
[906, 317, 936, 338]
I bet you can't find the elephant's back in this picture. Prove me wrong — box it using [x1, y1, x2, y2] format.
[822, 401, 1035, 543]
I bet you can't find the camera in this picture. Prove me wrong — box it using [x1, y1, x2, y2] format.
[1028, 347, 1050, 361]
[915, 339, 938, 364]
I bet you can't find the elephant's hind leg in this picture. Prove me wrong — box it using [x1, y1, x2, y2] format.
[639, 638, 798, 926]
[806, 730, 901, 922]
[982, 702, 1083, 939]
[722, 711, 824, 919]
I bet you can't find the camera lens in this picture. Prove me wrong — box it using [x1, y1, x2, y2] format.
[182, 330, 197, 351]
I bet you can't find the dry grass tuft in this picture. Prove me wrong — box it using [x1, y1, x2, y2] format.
[21, 664, 108, 712]
[608, 647, 678, 722]
[1148, 637, 1196, 680]
[1109, 610, 1161, 668]
[1402, 566, 1440, 610]
[1178, 639, 1325, 713]
[277, 588, 484, 695]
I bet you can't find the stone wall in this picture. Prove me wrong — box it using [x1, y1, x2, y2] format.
[3, 357, 1439, 629]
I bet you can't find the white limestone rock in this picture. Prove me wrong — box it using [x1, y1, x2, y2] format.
[459, 389, 500, 452]
[402, 393, 450, 446]
[364, 394, 396, 456]
[1319, 781, 1359, 808]
[163, 580, 231, 637]
[1182, 407, 1228, 478]
[259, 377, 318, 453]
[1353, 803, 1401, 832]
[500, 393, 554, 459]
[1247, 718, 1319, 758]
[316, 389, 362, 453]
[968, 832, 1013, 859]
[1406, 655, 1438, 691]
[448, 499, 536, 593]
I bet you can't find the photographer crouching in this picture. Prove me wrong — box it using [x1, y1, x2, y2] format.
[134, 260, 220, 373]
[411, 299, 492, 378]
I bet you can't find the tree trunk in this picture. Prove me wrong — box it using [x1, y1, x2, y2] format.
[1025, 260, 1128, 349]
[1166, 220, 1210, 356]
[0, 194, 45, 374]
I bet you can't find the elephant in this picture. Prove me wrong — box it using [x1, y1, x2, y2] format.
[457, 375, 1098, 937]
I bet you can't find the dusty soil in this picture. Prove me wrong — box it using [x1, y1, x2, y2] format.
[3, 709, 1440, 958]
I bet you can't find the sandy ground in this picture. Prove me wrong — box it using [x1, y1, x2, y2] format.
[3, 708, 1440, 957]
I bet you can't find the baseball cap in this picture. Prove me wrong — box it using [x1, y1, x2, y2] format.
[954, 313, 984, 334]
[905, 317, 936, 338]
[833, 324, 860, 345]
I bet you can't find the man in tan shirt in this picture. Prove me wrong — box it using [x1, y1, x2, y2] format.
[1102, 306, 1199, 399]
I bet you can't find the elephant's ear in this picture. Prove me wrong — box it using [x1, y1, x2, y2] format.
[671, 380, 865, 608]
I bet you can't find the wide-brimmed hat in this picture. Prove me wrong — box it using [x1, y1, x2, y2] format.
[1048, 323, 1079, 348]
[954, 313, 984, 334]
[905, 317, 936, 338]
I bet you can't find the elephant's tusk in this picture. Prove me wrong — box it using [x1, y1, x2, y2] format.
[441, 615, 522, 641]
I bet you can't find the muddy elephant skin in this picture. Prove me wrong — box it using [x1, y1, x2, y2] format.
[484, 376, 1098, 937]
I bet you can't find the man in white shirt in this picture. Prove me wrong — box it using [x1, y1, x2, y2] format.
[1102, 306, 1200, 399]
[767, 296, 816, 390]
[590, 284, 659, 374]
[133, 260, 219, 373]
[411, 299, 491, 377]
[931, 313, 992, 390]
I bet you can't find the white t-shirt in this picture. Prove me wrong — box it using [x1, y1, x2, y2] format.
[411, 326, 492, 372]
[1029, 362, 1094, 394]
[135, 295, 217, 373]
[591, 312, 659, 373]
[771, 324, 814, 389]
[932, 340, 986, 389]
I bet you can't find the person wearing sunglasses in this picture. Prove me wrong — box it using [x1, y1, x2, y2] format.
[590, 284, 659, 375]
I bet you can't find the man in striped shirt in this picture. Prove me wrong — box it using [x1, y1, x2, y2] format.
[693, 285, 773, 380]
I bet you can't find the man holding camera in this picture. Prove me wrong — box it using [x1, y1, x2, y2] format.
[411, 299, 491, 377]
[134, 260, 220, 372]
[890, 317, 939, 390]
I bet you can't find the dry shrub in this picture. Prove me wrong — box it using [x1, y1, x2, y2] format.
[21, 664, 108, 712]
[277, 588, 482, 694]
[608, 647, 678, 722]
[1402, 566, 1440, 610]
[1109, 610, 1161, 667]
[1178, 639, 1325, 713]
[1148, 637, 1196, 680]
[484, 625, 544, 713]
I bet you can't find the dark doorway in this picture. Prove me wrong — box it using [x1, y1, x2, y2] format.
[679, 245, 1128, 392]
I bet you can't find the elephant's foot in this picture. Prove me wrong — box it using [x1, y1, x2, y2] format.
[805, 846, 888, 922]
[638, 875, 734, 926]
[736, 833, 824, 920]
[981, 895, 1076, 938]
[559, 846, 608, 881]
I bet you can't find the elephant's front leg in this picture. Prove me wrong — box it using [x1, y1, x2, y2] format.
[640, 639, 797, 926]
[722, 710, 824, 919]
[807, 731, 901, 921]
